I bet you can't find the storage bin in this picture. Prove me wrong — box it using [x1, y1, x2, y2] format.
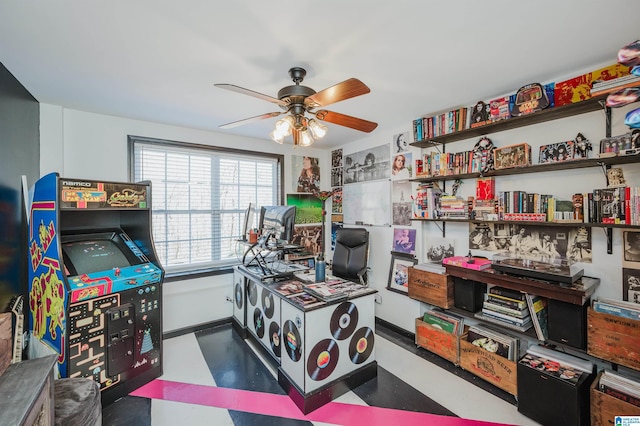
[415, 317, 459, 364]
[408, 268, 454, 309]
[590, 371, 640, 426]
[587, 308, 640, 371]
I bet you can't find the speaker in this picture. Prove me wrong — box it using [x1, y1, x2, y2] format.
[547, 299, 589, 349]
[453, 277, 486, 313]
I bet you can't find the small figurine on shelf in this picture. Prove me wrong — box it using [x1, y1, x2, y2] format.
[607, 167, 626, 188]
[573, 133, 592, 159]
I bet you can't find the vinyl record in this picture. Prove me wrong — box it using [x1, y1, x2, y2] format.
[247, 281, 258, 306]
[330, 301, 359, 340]
[234, 282, 243, 309]
[253, 308, 265, 338]
[282, 320, 302, 362]
[269, 321, 281, 358]
[262, 288, 274, 319]
[306, 338, 339, 381]
[349, 327, 374, 364]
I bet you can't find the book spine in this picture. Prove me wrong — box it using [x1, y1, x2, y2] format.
[483, 301, 529, 318]
[486, 294, 527, 310]
[481, 309, 531, 325]
[489, 286, 526, 301]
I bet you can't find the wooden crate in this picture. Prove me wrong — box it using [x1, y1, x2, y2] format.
[591, 371, 640, 426]
[587, 308, 640, 371]
[408, 268, 454, 309]
[0, 313, 11, 376]
[458, 330, 518, 396]
[415, 317, 459, 365]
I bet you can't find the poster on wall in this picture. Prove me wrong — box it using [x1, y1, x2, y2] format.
[387, 252, 417, 295]
[391, 152, 412, 180]
[343, 180, 390, 226]
[467, 223, 592, 263]
[623, 268, 640, 304]
[623, 231, 640, 269]
[343, 144, 390, 184]
[331, 187, 342, 214]
[392, 228, 416, 255]
[425, 237, 455, 263]
[286, 194, 322, 224]
[393, 132, 410, 153]
[392, 180, 412, 226]
[292, 155, 320, 193]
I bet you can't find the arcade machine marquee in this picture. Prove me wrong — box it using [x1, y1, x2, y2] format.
[28, 172, 164, 405]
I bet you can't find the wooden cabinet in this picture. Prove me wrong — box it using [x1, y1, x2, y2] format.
[0, 355, 56, 426]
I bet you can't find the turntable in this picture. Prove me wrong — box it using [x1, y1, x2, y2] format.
[491, 252, 583, 284]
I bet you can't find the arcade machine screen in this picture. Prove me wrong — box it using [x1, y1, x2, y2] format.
[62, 231, 144, 276]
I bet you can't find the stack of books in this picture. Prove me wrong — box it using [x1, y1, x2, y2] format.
[421, 308, 464, 335]
[592, 298, 640, 320]
[598, 370, 640, 407]
[519, 345, 594, 385]
[466, 324, 521, 361]
[438, 195, 469, 219]
[475, 286, 533, 332]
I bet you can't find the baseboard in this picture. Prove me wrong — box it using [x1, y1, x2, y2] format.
[163, 317, 232, 340]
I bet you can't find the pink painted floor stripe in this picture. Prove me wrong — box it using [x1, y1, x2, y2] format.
[130, 379, 515, 426]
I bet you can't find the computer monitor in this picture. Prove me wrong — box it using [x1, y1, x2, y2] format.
[258, 205, 296, 245]
[61, 230, 147, 276]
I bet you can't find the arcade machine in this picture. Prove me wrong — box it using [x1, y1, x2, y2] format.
[27, 172, 164, 405]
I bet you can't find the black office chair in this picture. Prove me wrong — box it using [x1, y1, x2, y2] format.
[332, 227, 370, 285]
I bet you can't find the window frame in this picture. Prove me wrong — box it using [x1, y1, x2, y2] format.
[128, 135, 285, 278]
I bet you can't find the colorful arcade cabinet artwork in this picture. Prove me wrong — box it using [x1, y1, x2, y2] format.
[28, 172, 164, 405]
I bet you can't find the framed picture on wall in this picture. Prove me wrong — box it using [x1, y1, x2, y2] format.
[387, 252, 417, 295]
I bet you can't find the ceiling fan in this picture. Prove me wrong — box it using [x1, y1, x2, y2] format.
[215, 67, 377, 146]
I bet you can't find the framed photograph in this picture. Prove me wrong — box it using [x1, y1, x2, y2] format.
[493, 143, 531, 170]
[538, 141, 575, 164]
[393, 228, 417, 255]
[623, 231, 640, 269]
[622, 268, 640, 303]
[425, 237, 455, 263]
[387, 252, 417, 295]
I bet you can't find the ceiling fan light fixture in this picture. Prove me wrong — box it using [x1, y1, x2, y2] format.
[270, 129, 285, 144]
[299, 130, 314, 147]
[275, 116, 294, 136]
[308, 119, 328, 139]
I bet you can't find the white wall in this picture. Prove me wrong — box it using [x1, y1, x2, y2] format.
[40, 80, 640, 336]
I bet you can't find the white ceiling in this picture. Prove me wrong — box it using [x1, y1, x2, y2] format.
[1, 1, 640, 148]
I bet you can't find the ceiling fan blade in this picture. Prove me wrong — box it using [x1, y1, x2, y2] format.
[214, 84, 287, 107]
[305, 78, 371, 108]
[219, 112, 282, 129]
[315, 110, 378, 133]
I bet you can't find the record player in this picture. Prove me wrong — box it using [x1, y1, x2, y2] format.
[491, 252, 584, 284]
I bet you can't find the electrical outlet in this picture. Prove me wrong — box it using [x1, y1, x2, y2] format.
[374, 294, 382, 304]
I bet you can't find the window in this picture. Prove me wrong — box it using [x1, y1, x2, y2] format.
[129, 136, 283, 274]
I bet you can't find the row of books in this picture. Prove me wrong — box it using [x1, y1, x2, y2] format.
[466, 323, 522, 361]
[412, 83, 555, 142]
[421, 308, 465, 335]
[519, 345, 594, 386]
[412, 107, 470, 141]
[416, 186, 640, 226]
[414, 150, 492, 178]
[474, 286, 549, 341]
[597, 370, 640, 408]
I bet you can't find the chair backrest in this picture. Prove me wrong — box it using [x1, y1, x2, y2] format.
[332, 227, 369, 284]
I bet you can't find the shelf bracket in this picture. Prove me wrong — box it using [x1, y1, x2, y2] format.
[604, 227, 613, 255]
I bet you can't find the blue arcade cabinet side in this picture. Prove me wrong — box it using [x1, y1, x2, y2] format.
[27, 172, 165, 405]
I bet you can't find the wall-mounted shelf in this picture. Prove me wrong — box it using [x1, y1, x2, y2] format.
[411, 94, 609, 148]
[411, 154, 640, 184]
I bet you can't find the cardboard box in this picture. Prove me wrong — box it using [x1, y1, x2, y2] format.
[415, 317, 459, 364]
[493, 143, 531, 170]
[587, 308, 640, 370]
[408, 267, 454, 309]
[459, 331, 518, 396]
[554, 63, 631, 106]
[590, 371, 640, 426]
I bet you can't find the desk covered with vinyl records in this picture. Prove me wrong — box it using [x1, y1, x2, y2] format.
[232, 266, 378, 413]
